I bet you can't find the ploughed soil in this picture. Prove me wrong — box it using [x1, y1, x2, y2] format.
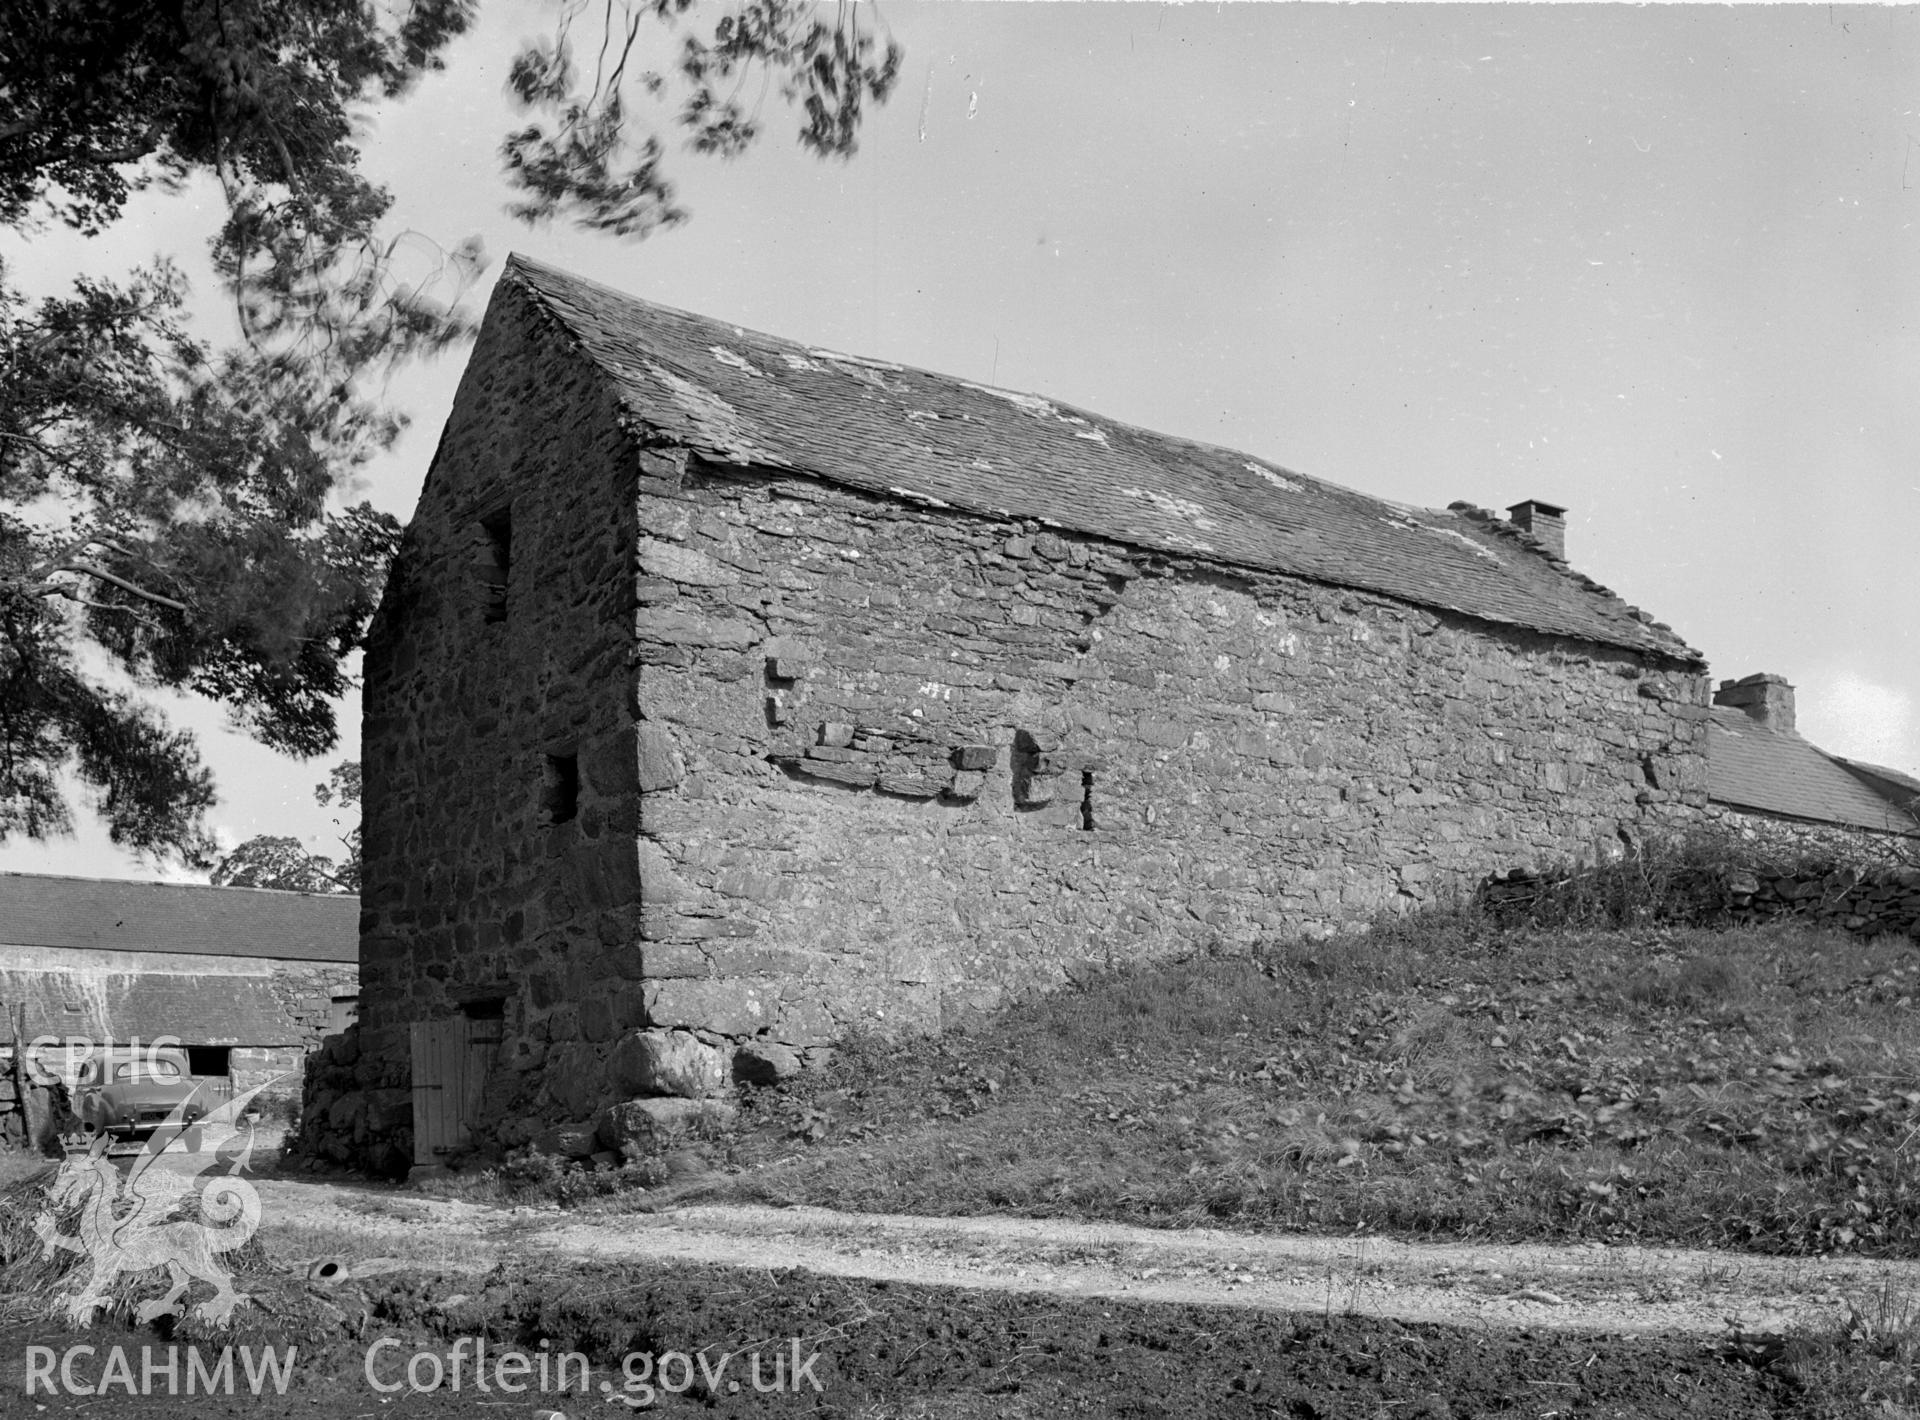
[1, 1260, 1797, 1420]
[3, 1170, 1886, 1419]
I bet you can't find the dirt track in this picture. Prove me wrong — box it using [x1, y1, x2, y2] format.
[256, 1177, 1920, 1338]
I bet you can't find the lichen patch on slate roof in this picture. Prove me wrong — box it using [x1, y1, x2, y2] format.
[504, 255, 1700, 662]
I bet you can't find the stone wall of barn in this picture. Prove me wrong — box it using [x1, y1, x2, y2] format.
[1701, 804, 1919, 864]
[604, 455, 1710, 1080]
[343, 293, 1714, 1158]
[354, 279, 644, 1050]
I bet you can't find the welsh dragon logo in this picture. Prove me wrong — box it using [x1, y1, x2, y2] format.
[33, 1078, 282, 1327]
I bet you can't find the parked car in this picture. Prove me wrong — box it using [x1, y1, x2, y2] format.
[74, 1048, 210, 1140]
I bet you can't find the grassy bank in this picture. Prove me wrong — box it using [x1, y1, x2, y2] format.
[713, 913, 1920, 1258]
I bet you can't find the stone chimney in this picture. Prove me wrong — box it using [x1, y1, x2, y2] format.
[1506, 500, 1568, 561]
[1714, 673, 1796, 734]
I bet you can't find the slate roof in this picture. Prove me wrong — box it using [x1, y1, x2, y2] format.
[503, 256, 1701, 663]
[1833, 756, 1920, 806]
[0, 873, 358, 962]
[1707, 710, 1920, 833]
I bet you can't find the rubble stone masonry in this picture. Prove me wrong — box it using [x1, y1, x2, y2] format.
[343, 284, 1712, 1155]
[618, 464, 1711, 1050]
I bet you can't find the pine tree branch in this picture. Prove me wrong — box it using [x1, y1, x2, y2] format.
[41, 561, 188, 613]
[44, 588, 164, 631]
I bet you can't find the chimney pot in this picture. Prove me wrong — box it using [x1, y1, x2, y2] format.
[1713, 673, 1797, 735]
[1506, 499, 1568, 561]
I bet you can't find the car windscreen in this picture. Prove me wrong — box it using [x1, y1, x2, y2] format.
[112, 1061, 183, 1081]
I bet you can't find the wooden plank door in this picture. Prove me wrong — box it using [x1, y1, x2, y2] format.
[457, 1014, 502, 1143]
[410, 1019, 462, 1165]
[410, 1016, 504, 1165]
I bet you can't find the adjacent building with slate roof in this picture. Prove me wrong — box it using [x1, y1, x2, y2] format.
[1706, 674, 1919, 840]
[321, 255, 1724, 1167]
[0, 873, 358, 1143]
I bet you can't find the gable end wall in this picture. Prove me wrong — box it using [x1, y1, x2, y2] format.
[356, 282, 644, 1048]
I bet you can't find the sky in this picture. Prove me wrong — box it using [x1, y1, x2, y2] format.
[4, 1, 1917, 883]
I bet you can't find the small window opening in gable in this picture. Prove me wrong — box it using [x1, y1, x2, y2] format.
[185, 1045, 230, 1078]
[459, 997, 505, 1021]
[542, 752, 579, 825]
[1080, 770, 1096, 831]
[479, 506, 512, 623]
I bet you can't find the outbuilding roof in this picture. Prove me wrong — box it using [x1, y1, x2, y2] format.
[0, 873, 358, 962]
[1707, 710, 1920, 834]
[0, 970, 325, 1047]
[1832, 756, 1920, 807]
[503, 256, 1701, 663]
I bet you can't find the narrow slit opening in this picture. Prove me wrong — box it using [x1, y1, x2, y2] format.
[479, 506, 512, 623]
[542, 753, 579, 824]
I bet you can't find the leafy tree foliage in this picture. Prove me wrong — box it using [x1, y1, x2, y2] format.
[0, 259, 404, 860]
[210, 836, 344, 894]
[212, 758, 361, 893]
[503, 0, 903, 237]
[0, 0, 900, 864]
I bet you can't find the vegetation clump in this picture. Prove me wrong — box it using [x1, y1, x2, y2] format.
[713, 846, 1920, 1259]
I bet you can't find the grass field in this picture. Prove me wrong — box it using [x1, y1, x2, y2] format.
[7, 837, 1918, 1415]
[712, 909, 1920, 1260]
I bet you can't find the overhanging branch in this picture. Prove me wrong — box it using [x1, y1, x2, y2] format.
[41, 561, 188, 614]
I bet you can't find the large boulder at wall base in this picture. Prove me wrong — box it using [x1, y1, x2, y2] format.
[594, 1097, 737, 1158]
[547, 1043, 610, 1119]
[732, 1039, 802, 1085]
[608, 1029, 726, 1099]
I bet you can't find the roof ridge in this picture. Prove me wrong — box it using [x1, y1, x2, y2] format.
[505, 255, 1419, 516]
[1447, 502, 1685, 641]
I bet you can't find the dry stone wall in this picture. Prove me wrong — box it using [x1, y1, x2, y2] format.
[1720, 864, 1920, 937]
[1695, 808, 1919, 937]
[291, 1022, 412, 1175]
[1481, 850, 1920, 940]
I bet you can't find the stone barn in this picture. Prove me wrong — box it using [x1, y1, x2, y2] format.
[1706, 673, 1920, 846]
[331, 255, 1716, 1165]
[1703, 671, 1920, 938]
[0, 873, 358, 1146]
